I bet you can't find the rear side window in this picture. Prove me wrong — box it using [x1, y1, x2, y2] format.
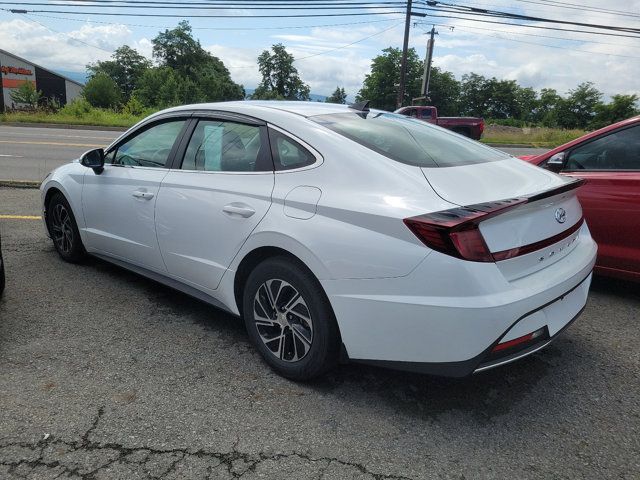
[268, 129, 316, 171]
[312, 112, 508, 168]
[181, 120, 270, 172]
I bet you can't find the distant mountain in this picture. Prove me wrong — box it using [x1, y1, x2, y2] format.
[244, 88, 327, 102]
[54, 70, 87, 85]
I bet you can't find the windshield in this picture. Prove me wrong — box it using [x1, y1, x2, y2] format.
[311, 112, 509, 168]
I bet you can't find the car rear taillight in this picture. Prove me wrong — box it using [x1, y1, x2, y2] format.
[403, 198, 527, 262]
[492, 327, 546, 353]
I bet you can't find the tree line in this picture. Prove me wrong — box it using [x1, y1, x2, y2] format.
[15, 20, 635, 131]
[356, 47, 639, 130]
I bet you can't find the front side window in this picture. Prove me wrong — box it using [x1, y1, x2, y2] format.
[312, 112, 508, 168]
[105, 120, 186, 168]
[111, 120, 186, 168]
[181, 120, 269, 172]
[565, 125, 640, 171]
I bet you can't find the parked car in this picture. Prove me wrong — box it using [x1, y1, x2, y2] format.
[521, 116, 640, 282]
[0, 232, 4, 296]
[394, 105, 484, 139]
[41, 101, 596, 380]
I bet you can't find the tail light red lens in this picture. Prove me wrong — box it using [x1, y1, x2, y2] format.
[403, 198, 527, 263]
[405, 180, 586, 263]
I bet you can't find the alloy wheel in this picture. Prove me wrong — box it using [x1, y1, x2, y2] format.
[51, 203, 74, 255]
[253, 279, 314, 362]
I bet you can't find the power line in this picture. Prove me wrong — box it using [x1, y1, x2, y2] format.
[410, 12, 640, 39]
[413, 2, 640, 34]
[25, 12, 403, 30]
[226, 21, 403, 68]
[0, 0, 404, 4]
[430, 21, 638, 48]
[511, 0, 640, 19]
[5, 8, 405, 18]
[295, 22, 403, 60]
[16, 13, 114, 53]
[427, 23, 640, 59]
[0, 1, 406, 10]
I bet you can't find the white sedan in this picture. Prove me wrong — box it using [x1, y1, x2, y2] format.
[41, 101, 597, 380]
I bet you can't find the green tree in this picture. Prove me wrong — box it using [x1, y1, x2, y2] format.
[133, 67, 182, 108]
[356, 47, 422, 111]
[9, 81, 41, 109]
[83, 73, 121, 108]
[458, 73, 489, 117]
[252, 44, 310, 100]
[87, 45, 151, 101]
[326, 86, 347, 104]
[150, 21, 243, 103]
[516, 86, 537, 122]
[591, 94, 639, 129]
[535, 88, 562, 126]
[427, 67, 460, 116]
[555, 82, 603, 129]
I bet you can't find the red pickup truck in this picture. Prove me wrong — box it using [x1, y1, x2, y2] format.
[394, 106, 485, 140]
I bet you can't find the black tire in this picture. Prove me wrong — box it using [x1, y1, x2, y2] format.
[242, 256, 340, 381]
[47, 192, 86, 263]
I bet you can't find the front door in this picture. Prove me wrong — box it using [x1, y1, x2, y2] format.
[82, 118, 188, 272]
[156, 117, 274, 291]
[562, 124, 640, 276]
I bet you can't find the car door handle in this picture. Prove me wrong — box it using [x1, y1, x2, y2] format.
[223, 203, 255, 218]
[132, 190, 154, 200]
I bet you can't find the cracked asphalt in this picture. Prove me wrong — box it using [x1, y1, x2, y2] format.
[1, 187, 639, 479]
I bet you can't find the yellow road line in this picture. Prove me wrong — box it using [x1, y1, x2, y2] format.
[0, 214, 42, 220]
[0, 140, 103, 147]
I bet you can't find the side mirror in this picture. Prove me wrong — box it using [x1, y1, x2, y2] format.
[546, 152, 565, 173]
[80, 148, 105, 174]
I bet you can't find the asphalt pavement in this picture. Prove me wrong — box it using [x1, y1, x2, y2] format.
[0, 125, 548, 182]
[0, 126, 120, 182]
[0, 187, 638, 479]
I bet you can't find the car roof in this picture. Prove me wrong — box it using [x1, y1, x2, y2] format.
[163, 100, 365, 118]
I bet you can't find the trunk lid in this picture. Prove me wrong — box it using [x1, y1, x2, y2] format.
[421, 158, 585, 279]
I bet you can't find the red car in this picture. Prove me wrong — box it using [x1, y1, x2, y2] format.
[394, 106, 485, 140]
[521, 116, 640, 282]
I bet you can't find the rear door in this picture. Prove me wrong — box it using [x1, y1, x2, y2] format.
[82, 116, 189, 271]
[560, 124, 640, 276]
[155, 114, 274, 292]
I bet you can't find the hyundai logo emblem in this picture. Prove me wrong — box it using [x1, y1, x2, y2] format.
[555, 207, 567, 224]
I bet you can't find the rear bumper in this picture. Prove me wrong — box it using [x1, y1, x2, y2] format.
[351, 275, 590, 377]
[322, 224, 597, 376]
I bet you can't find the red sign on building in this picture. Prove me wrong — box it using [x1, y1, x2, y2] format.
[1, 66, 34, 76]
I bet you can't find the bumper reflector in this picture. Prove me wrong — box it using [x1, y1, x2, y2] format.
[492, 327, 545, 353]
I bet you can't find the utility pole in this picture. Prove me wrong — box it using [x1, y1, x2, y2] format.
[396, 0, 412, 109]
[422, 26, 437, 98]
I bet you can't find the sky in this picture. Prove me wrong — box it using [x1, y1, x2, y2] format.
[0, 1, 639, 101]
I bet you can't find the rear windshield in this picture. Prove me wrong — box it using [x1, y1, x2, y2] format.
[311, 112, 509, 167]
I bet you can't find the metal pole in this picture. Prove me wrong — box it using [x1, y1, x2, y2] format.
[396, 0, 412, 109]
[423, 26, 436, 97]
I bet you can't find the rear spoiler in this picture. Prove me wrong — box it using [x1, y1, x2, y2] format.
[527, 178, 585, 203]
[525, 179, 587, 203]
[420, 178, 586, 229]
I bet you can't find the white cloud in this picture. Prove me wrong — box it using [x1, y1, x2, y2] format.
[0, 19, 141, 71]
